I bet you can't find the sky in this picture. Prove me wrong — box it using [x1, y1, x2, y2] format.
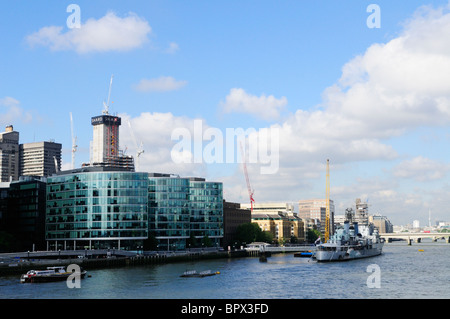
[1, 0, 450, 226]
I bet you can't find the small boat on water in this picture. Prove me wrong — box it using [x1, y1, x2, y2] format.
[180, 270, 219, 278]
[294, 251, 313, 258]
[20, 266, 87, 283]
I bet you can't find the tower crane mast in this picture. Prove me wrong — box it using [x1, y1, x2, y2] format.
[127, 119, 144, 172]
[325, 159, 331, 243]
[70, 112, 77, 170]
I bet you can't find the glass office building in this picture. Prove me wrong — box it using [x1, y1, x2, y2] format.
[148, 174, 223, 250]
[46, 167, 148, 250]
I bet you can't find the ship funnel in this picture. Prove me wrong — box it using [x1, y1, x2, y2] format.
[344, 221, 350, 233]
[353, 222, 359, 235]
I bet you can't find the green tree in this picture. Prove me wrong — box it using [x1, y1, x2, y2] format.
[235, 223, 273, 245]
[307, 229, 322, 243]
[236, 223, 263, 244]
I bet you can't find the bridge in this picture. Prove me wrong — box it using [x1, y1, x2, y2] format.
[380, 232, 450, 245]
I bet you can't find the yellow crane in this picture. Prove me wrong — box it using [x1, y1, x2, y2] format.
[325, 159, 330, 243]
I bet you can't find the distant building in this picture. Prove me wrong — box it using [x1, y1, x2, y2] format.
[223, 200, 251, 248]
[241, 202, 294, 214]
[19, 141, 62, 177]
[298, 199, 335, 235]
[251, 211, 305, 243]
[242, 202, 304, 243]
[0, 125, 19, 182]
[370, 214, 393, 233]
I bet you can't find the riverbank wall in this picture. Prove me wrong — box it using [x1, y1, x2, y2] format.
[0, 249, 249, 276]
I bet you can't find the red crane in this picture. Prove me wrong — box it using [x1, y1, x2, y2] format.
[240, 142, 255, 212]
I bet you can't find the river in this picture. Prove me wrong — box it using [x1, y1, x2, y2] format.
[1, 241, 449, 299]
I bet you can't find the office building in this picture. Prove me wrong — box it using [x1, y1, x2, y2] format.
[241, 202, 295, 214]
[7, 176, 47, 251]
[19, 141, 62, 177]
[242, 202, 304, 243]
[148, 173, 223, 250]
[223, 200, 251, 249]
[370, 214, 393, 233]
[46, 167, 149, 250]
[0, 125, 19, 182]
[298, 199, 335, 235]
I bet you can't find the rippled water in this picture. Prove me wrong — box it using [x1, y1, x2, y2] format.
[1, 242, 449, 299]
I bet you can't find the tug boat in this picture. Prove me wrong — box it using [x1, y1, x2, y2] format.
[315, 221, 384, 262]
[20, 266, 87, 283]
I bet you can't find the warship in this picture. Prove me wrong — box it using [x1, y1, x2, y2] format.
[315, 221, 384, 262]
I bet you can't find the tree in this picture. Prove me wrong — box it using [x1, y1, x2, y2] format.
[235, 223, 273, 245]
[307, 229, 322, 243]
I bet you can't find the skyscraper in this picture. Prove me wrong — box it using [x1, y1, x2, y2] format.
[19, 141, 62, 177]
[0, 125, 19, 182]
[91, 114, 121, 164]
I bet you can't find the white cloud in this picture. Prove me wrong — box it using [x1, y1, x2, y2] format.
[119, 112, 207, 176]
[133, 76, 187, 92]
[216, 3, 450, 224]
[393, 156, 449, 182]
[323, 4, 450, 135]
[220, 88, 287, 121]
[165, 42, 179, 54]
[26, 11, 151, 54]
[0, 97, 33, 125]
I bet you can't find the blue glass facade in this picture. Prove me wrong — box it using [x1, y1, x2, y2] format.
[45, 170, 223, 251]
[148, 174, 223, 250]
[46, 168, 148, 250]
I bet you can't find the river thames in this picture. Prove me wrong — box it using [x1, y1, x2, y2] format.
[1, 241, 449, 299]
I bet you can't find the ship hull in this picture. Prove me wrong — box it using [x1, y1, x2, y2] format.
[315, 243, 383, 262]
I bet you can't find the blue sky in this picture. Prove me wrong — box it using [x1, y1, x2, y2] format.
[1, 1, 450, 226]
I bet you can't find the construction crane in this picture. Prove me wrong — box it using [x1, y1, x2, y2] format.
[103, 74, 114, 115]
[325, 159, 331, 243]
[127, 119, 144, 172]
[240, 142, 255, 212]
[70, 112, 77, 169]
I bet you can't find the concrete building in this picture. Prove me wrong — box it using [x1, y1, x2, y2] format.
[298, 199, 335, 235]
[241, 202, 294, 214]
[19, 141, 62, 177]
[0, 125, 19, 182]
[251, 211, 305, 244]
[240, 202, 304, 243]
[88, 113, 134, 171]
[370, 214, 393, 233]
